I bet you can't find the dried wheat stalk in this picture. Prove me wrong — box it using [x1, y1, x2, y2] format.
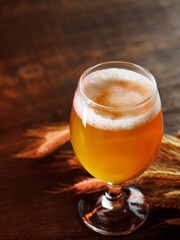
[166, 218, 180, 226]
[51, 178, 106, 195]
[15, 124, 70, 158]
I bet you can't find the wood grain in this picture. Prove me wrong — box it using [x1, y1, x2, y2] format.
[0, 0, 180, 239]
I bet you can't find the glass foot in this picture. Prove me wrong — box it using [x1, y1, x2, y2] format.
[78, 186, 149, 236]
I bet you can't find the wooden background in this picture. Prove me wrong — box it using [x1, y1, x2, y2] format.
[0, 0, 179, 239]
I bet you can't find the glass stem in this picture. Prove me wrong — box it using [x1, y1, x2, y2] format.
[99, 183, 124, 210]
[106, 183, 122, 200]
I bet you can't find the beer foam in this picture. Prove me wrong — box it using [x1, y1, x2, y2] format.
[74, 68, 161, 130]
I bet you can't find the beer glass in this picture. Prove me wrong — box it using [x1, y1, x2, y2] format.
[70, 61, 163, 236]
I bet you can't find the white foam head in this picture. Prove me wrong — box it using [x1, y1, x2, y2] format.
[74, 68, 161, 130]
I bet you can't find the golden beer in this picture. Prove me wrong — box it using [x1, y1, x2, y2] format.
[70, 68, 163, 184]
[71, 107, 162, 183]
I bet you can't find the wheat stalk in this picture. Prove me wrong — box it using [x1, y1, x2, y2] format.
[15, 124, 70, 158]
[166, 218, 180, 226]
[51, 178, 106, 195]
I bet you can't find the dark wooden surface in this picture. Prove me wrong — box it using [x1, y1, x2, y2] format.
[0, 0, 180, 239]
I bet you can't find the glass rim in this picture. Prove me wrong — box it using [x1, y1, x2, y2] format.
[78, 61, 157, 111]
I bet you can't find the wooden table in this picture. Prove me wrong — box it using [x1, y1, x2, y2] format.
[0, 0, 179, 239]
